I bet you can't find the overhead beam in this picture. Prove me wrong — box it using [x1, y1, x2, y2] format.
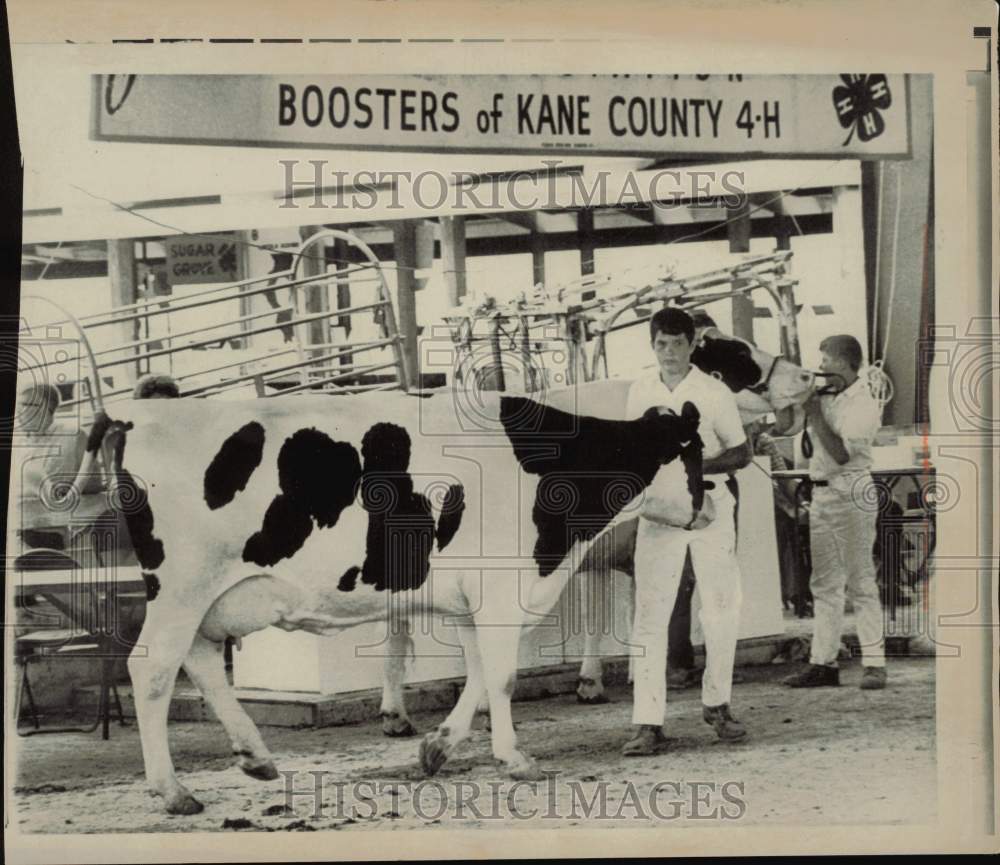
[494, 211, 538, 232]
[21, 214, 834, 280]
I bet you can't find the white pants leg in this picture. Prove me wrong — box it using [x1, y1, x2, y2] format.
[809, 483, 885, 668]
[630, 490, 742, 725]
[688, 492, 742, 708]
[630, 519, 689, 726]
[842, 485, 884, 667]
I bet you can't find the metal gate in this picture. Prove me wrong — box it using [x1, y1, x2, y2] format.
[21, 229, 410, 416]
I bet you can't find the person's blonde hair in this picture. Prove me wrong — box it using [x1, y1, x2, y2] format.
[20, 382, 61, 412]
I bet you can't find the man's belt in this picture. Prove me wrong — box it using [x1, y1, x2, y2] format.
[807, 479, 829, 487]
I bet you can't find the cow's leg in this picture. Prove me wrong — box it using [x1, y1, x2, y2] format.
[380, 622, 418, 738]
[127, 602, 209, 815]
[419, 623, 484, 775]
[473, 691, 491, 731]
[182, 633, 277, 780]
[475, 626, 544, 781]
[576, 568, 609, 704]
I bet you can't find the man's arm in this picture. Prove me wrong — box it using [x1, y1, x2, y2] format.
[704, 383, 752, 474]
[804, 394, 850, 464]
[704, 440, 752, 475]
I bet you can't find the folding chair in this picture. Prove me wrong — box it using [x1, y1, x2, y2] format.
[13, 549, 128, 740]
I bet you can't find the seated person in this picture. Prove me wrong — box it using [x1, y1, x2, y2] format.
[13, 383, 106, 551]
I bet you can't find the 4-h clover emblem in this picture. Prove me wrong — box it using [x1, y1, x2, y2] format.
[832, 74, 892, 145]
[217, 243, 238, 278]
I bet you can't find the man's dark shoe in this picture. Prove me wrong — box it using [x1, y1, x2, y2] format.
[667, 667, 701, 691]
[702, 703, 747, 741]
[783, 664, 840, 688]
[622, 724, 668, 756]
[859, 666, 887, 690]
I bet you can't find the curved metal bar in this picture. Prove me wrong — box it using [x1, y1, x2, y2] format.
[21, 294, 105, 413]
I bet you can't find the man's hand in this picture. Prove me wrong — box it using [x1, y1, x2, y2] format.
[803, 391, 825, 418]
[85, 411, 112, 454]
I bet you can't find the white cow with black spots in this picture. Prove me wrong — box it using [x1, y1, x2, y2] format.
[97, 384, 710, 815]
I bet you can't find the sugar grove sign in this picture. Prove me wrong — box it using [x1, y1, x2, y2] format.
[165, 233, 242, 285]
[93, 74, 911, 159]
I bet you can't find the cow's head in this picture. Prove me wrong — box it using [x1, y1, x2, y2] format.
[638, 401, 713, 530]
[691, 328, 815, 411]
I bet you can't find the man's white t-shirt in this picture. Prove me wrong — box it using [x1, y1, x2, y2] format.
[625, 366, 747, 490]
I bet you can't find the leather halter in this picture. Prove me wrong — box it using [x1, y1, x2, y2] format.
[747, 354, 781, 396]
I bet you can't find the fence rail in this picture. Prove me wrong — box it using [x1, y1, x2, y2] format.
[21, 229, 408, 413]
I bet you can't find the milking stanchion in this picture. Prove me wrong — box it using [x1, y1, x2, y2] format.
[443, 250, 802, 393]
[11, 229, 411, 730]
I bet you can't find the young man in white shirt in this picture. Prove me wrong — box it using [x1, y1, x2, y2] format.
[622, 307, 752, 756]
[784, 334, 887, 690]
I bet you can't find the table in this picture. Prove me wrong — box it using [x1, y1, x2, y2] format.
[770, 467, 937, 620]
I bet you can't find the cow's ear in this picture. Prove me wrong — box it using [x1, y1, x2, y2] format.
[643, 406, 676, 421]
[680, 401, 700, 425]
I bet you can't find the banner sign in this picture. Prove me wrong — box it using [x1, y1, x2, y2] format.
[93, 74, 911, 159]
[164, 232, 243, 285]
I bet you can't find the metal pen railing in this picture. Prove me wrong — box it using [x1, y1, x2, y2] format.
[20, 229, 409, 414]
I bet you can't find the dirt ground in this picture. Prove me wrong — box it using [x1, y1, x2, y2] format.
[11, 657, 935, 834]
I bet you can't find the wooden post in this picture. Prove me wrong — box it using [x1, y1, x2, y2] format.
[392, 221, 420, 390]
[332, 235, 352, 369]
[727, 202, 754, 342]
[578, 208, 596, 301]
[106, 238, 138, 389]
[774, 215, 802, 365]
[531, 230, 546, 289]
[440, 215, 467, 307]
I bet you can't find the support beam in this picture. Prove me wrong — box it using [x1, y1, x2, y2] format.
[531, 232, 546, 288]
[332, 234, 352, 368]
[774, 212, 802, 365]
[495, 211, 538, 232]
[392, 221, 420, 389]
[578, 208, 596, 301]
[106, 238, 138, 389]
[727, 202, 754, 342]
[440, 215, 467, 307]
[22, 214, 835, 281]
[866, 74, 933, 427]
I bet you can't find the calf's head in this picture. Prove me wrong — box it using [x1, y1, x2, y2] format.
[639, 401, 712, 529]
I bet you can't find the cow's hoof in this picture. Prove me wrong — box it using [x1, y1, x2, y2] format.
[239, 758, 279, 781]
[419, 735, 450, 776]
[165, 791, 205, 815]
[506, 758, 545, 782]
[381, 714, 418, 738]
[576, 690, 609, 705]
